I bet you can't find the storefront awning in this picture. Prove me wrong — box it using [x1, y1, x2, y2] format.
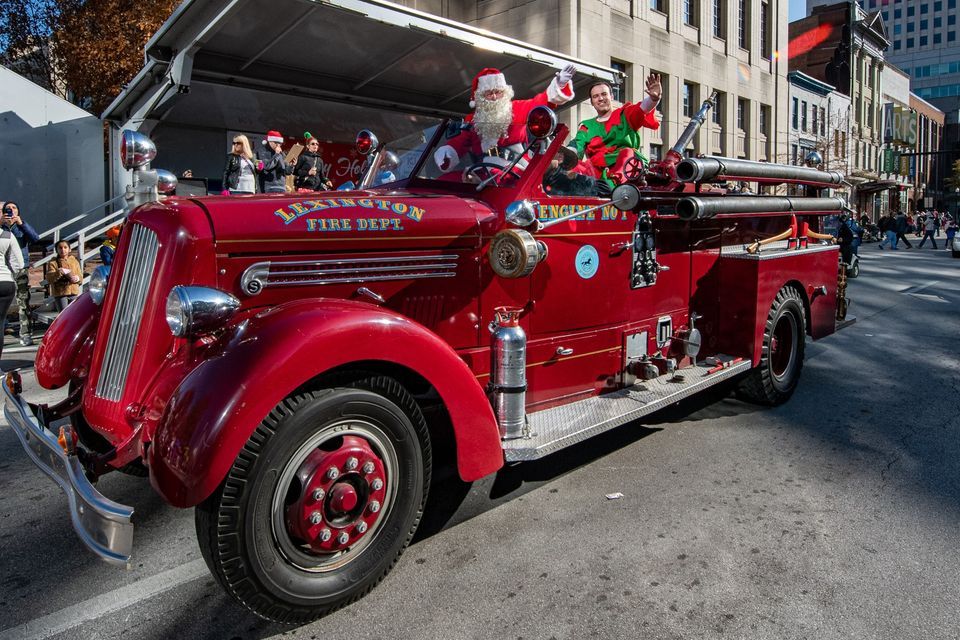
[857, 180, 900, 193]
[102, 0, 620, 137]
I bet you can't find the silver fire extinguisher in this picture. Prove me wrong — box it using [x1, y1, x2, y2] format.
[489, 306, 527, 440]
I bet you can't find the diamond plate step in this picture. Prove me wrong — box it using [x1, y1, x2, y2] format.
[502, 359, 753, 462]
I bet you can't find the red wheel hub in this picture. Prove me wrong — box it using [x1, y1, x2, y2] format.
[284, 435, 387, 553]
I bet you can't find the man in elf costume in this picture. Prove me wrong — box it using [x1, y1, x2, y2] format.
[434, 65, 577, 172]
[571, 73, 662, 187]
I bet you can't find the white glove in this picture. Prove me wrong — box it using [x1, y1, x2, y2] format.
[557, 64, 576, 86]
[434, 145, 459, 172]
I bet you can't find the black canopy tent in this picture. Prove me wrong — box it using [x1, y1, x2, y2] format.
[102, 0, 619, 192]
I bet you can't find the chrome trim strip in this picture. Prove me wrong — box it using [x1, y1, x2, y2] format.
[95, 224, 159, 400]
[3, 382, 134, 567]
[241, 254, 459, 295]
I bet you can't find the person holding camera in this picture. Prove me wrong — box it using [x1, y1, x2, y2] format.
[1, 202, 40, 345]
[45, 240, 82, 311]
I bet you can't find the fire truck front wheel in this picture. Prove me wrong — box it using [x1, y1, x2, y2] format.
[195, 377, 431, 624]
[738, 286, 806, 406]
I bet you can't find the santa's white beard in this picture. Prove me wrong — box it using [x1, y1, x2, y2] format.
[473, 86, 515, 151]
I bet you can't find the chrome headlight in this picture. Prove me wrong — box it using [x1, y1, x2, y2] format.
[166, 286, 241, 338]
[88, 265, 111, 305]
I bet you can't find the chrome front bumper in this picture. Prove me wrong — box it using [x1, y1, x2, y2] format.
[2, 371, 134, 567]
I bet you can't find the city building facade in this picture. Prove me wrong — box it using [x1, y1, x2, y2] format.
[790, 0, 889, 217]
[787, 71, 852, 197]
[412, 0, 791, 163]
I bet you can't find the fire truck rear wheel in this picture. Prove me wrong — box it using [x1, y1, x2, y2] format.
[195, 377, 431, 624]
[738, 286, 806, 406]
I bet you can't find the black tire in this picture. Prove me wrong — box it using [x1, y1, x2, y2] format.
[952, 250, 960, 259]
[738, 287, 806, 406]
[196, 376, 431, 624]
[848, 260, 860, 278]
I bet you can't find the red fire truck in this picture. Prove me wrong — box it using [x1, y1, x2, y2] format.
[4, 98, 850, 623]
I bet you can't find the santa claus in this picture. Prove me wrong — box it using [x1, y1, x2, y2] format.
[434, 65, 577, 171]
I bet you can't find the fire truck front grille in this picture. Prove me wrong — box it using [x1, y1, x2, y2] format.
[94, 224, 160, 401]
[240, 254, 458, 296]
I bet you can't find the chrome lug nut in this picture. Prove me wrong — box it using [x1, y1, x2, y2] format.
[309, 511, 322, 525]
[371, 478, 384, 491]
[319, 528, 332, 542]
[326, 466, 340, 480]
[356, 521, 368, 534]
[369, 500, 381, 514]
[345, 457, 359, 471]
[337, 532, 350, 545]
[312, 488, 325, 501]
[362, 461, 375, 474]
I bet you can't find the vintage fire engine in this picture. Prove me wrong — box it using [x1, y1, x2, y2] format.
[5, 97, 850, 623]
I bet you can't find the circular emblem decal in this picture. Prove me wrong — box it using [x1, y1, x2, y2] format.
[575, 245, 599, 279]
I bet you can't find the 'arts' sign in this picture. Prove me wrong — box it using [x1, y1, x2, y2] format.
[883, 104, 917, 148]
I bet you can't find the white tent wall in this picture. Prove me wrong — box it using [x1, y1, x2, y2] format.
[0, 65, 106, 234]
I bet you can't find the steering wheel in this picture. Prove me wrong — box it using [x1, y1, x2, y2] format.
[462, 160, 523, 185]
[622, 155, 646, 183]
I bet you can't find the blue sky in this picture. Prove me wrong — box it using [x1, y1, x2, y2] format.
[789, 0, 805, 23]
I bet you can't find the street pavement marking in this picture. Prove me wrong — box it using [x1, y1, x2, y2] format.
[0, 559, 209, 640]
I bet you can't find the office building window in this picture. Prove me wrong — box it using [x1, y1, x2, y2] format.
[820, 107, 826, 135]
[907, 37, 914, 47]
[934, 33, 942, 43]
[713, 91, 725, 125]
[610, 60, 628, 103]
[683, 0, 697, 25]
[792, 144, 799, 165]
[682, 82, 693, 117]
[760, 1, 771, 58]
[950, 0, 956, 8]
[811, 105, 818, 134]
[737, 98, 747, 131]
[950, 14, 956, 24]
[894, 40, 902, 49]
[907, 5, 914, 15]
[713, 0, 724, 37]
[738, 0, 748, 49]
[935, 16, 942, 26]
[651, 0, 666, 13]
[950, 31, 957, 41]
[920, 18, 928, 28]
[759, 104, 769, 136]
[907, 22, 914, 31]
[934, 0, 942, 7]
[920, 3, 928, 12]
[894, 24, 902, 34]
[801, 100, 808, 132]
[920, 35, 928, 45]
[894, 7, 901, 17]
[649, 144, 663, 161]
[791, 97, 799, 129]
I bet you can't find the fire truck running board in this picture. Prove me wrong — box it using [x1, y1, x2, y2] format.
[502, 359, 752, 462]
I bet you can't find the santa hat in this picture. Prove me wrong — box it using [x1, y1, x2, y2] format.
[265, 130, 284, 144]
[470, 68, 507, 108]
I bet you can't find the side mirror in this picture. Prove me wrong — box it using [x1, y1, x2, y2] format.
[356, 130, 379, 155]
[526, 106, 557, 140]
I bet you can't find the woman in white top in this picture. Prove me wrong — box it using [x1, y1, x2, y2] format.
[223, 135, 258, 195]
[0, 223, 25, 361]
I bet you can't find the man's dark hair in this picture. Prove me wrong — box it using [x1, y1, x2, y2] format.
[588, 81, 615, 98]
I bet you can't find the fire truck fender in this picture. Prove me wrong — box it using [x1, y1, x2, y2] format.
[34, 293, 99, 390]
[149, 298, 503, 508]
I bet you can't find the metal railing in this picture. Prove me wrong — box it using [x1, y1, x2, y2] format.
[34, 207, 128, 278]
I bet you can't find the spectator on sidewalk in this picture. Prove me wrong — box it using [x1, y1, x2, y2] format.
[945, 218, 957, 250]
[0, 217, 25, 361]
[2, 202, 40, 346]
[99, 225, 122, 266]
[894, 211, 913, 249]
[918, 213, 939, 249]
[878, 214, 897, 250]
[45, 240, 82, 311]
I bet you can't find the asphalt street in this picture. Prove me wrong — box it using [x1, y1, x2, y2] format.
[1, 243, 958, 640]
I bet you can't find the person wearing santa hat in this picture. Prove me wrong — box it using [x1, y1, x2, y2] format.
[256, 130, 292, 193]
[434, 64, 577, 173]
[569, 73, 662, 187]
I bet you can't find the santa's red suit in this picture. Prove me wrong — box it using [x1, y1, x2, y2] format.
[434, 68, 575, 171]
